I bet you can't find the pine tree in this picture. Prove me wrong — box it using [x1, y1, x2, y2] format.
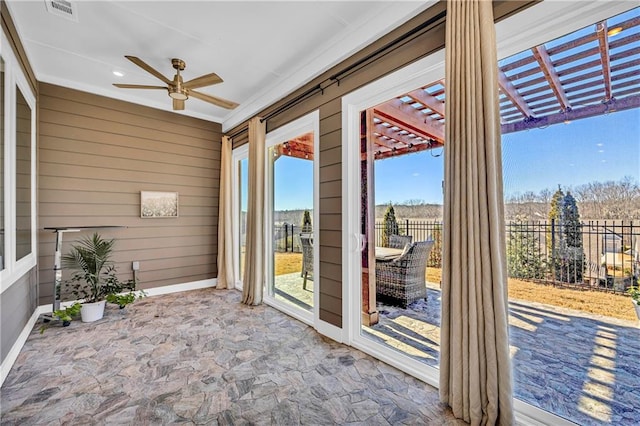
[548, 189, 585, 283]
[382, 203, 399, 247]
[557, 191, 584, 283]
[562, 192, 582, 248]
[547, 186, 565, 252]
[507, 217, 546, 280]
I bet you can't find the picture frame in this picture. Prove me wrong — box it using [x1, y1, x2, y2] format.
[140, 191, 179, 218]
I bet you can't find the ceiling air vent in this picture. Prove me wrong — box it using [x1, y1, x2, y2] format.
[45, 0, 78, 22]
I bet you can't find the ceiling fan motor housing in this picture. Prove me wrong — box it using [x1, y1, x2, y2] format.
[169, 69, 188, 100]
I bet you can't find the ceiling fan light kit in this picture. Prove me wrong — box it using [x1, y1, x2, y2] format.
[113, 56, 238, 111]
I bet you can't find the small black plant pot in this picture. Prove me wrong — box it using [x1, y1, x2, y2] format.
[62, 320, 71, 327]
[119, 305, 126, 309]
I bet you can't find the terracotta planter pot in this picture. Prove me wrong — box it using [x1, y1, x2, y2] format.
[81, 300, 106, 323]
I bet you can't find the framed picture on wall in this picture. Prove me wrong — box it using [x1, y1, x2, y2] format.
[140, 191, 179, 218]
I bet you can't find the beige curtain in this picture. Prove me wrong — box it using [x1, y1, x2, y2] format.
[241, 117, 266, 305]
[216, 136, 234, 289]
[440, 0, 513, 424]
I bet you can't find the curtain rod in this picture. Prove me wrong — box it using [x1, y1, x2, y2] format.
[229, 9, 446, 137]
[228, 126, 248, 140]
[260, 84, 324, 123]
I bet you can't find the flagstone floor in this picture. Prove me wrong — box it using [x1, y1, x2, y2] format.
[273, 273, 640, 426]
[1, 288, 464, 425]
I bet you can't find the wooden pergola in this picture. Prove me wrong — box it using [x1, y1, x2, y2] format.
[367, 12, 640, 160]
[275, 12, 638, 161]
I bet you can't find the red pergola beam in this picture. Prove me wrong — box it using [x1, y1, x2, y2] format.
[501, 95, 640, 134]
[373, 100, 444, 143]
[374, 139, 442, 160]
[498, 69, 534, 119]
[374, 123, 425, 148]
[596, 21, 613, 101]
[407, 88, 445, 117]
[531, 45, 572, 111]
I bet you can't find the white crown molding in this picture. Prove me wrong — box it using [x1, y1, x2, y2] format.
[222, 1, 436, 132]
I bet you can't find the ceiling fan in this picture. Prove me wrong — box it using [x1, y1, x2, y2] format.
[113, 56, 239, 111]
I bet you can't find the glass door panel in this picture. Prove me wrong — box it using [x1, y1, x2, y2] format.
[232, 146, 248, 290]
[267, 134, 315, 314]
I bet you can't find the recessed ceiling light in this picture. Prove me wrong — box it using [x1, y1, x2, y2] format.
[112, 70, 124, 77]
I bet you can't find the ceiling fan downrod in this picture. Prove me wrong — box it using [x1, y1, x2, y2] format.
[169, 58, 188, 100]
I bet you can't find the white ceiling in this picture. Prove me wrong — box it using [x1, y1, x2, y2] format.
[6, 0, 433, 131]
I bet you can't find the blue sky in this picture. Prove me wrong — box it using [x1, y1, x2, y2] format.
[271, 107, 639, 211]
[271, 6, 639, 211]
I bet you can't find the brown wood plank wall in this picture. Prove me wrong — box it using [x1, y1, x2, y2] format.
[226, 1, 532, 328]
[37, 83, 222, 305]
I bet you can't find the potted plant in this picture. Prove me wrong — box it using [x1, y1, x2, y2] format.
[627, 285, 640, 320]
[39, 303, 82, 333]
[62, 233, 141, 322]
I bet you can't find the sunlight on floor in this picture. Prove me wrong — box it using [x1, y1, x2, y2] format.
[365, 327, 438, 361]
[578, 326, 617, 423]
[509, 345, 519, 358]
[507, 315, 539, 332]
[510, 304, 570, 322]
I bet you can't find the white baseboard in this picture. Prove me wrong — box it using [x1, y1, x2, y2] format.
[0, 305, 48, 387]
[137, 278, 217, 297]
[0, 278, 218, 387]
[316, 319, 343, 344]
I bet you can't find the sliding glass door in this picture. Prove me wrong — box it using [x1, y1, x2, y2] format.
[264, 111, 319, 326]
[232, 145, 248, 290]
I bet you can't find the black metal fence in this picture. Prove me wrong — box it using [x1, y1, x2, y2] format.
[273, 224, 303, 253]
[274, 219, 639, 292]
[374, 219, 639, 293]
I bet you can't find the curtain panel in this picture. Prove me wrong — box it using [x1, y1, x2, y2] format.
[242, 117, 266, 305]
[440, 0, 514, 424]
[216, 136, 234, 289]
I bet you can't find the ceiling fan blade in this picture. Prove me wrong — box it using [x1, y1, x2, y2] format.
[173, 99, 185, 110]
[189, 90, 239, 110]
[125, 55, 171, 85]
[113, 84, 167, 90]
[183, 73, 223, 90]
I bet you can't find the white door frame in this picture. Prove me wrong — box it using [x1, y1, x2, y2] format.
[263, 110, 320, 328]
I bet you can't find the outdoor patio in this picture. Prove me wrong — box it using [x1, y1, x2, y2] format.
[276, 272, 640, 425]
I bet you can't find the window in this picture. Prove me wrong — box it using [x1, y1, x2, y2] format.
[0, 28, 37, 292]
[1, 56, 5, 272]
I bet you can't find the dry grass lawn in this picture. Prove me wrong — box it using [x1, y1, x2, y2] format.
[274, 252, 302, 276]
[276, 253, 637, 322]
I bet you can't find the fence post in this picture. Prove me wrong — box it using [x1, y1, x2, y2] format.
[406, 219, 409, 236]
[285, 224, 290, 252]
[551, 218, 556, 286]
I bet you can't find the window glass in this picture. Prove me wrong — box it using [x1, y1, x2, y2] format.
[15, 86, 31, 261]
[0, 57, 4, 270]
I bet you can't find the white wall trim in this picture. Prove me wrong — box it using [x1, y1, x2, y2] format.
[135, 278, 217, 298]
[514, 399, 577, 426]
[315, 319, 343, 344]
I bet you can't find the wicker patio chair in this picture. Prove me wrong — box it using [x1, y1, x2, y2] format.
[375, 240, 434, 308]
[388, 234, 413, 249]
[300, 235, 313, 290]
